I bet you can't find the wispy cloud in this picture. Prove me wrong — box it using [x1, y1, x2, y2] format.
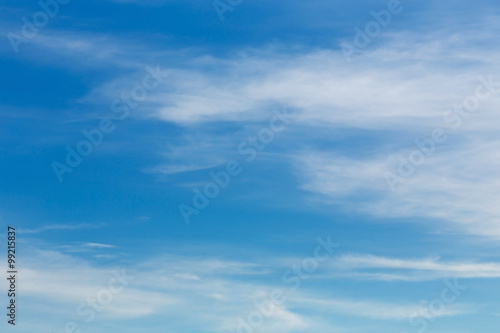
[295, 139, 500, 238]
[295, 296, 473, 320]
[55, 26, 500, 242]
[20, 223, 106, 234]
[84, 242, 115, 248]
[328, 254, 500, 280]
[20, 247, 485, 332]
[79, 29, 500, 128]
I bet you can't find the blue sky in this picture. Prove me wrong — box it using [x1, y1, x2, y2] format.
[1, 0, 500, 332]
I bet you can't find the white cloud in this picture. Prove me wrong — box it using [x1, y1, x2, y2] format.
[139, 32, 500, 131]
[329, 254, 500, 280]
[19, 219, 499, 331]
[17, 247, 483, 332]
[295, 138, 500, 238]
[20, 223, 106, 234]
[16, 20, 500, 239]
[84, 242, 115, 248]
[295, 296, 472, 320]
[66, 27, 500, 241]
[51, 23, 497, 130]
